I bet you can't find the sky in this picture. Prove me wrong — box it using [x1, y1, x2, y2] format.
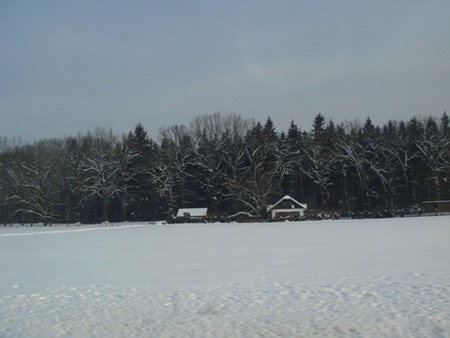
[1, 1, 449, 142]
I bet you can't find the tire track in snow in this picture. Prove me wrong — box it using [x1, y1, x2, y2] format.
[0, 224, 147, 237]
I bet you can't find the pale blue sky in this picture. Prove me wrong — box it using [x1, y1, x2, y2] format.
[1, 0, 449, 141]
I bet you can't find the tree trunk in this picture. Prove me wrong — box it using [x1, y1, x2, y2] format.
[102, 192, 108, 223]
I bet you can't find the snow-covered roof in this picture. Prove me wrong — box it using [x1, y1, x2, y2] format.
[267, 195, 307, 211]
[176, 208, 208, 218]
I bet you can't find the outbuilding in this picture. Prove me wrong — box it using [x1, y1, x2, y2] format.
[267, 195, 307, 221]
[422, 200, 450, 213]
[176, 208, 208, 222]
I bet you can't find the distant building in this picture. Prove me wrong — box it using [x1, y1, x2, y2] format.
[422, 200, 450, 213]
[176, 208, 208, 222]
[267, 195, 307, 221]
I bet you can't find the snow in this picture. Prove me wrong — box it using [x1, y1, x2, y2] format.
[176, 208, 208, 218]
[1, 216, 450, 337]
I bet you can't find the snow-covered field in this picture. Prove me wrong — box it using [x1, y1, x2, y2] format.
[1, 216, 449, 337]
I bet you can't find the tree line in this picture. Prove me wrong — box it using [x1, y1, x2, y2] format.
[1, 112, 449, 225]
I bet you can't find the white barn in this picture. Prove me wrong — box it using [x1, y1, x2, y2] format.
[176, 208, 208, 221]
[267, 195, 307, 221]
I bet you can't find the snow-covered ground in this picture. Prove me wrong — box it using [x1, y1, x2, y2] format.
[1, 216, 449, 337]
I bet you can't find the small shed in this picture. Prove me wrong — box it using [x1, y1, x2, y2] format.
[422, 200, 450, 213]
[176, 208, 208, 222]
[267, 195, 307, 221]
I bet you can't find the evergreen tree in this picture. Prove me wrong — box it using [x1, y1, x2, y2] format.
[123, 123, 160, 221]
[312, 113, 326, 140]
[280, 120, 304, 201]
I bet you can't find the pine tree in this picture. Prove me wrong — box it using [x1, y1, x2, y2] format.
[123, 123, 160, 221]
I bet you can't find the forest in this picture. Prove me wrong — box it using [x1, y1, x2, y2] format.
[1, 112, 449, 225]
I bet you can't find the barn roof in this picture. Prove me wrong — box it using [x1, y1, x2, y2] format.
[267, 195, 307, 211]
[176, 208, 208, 218]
